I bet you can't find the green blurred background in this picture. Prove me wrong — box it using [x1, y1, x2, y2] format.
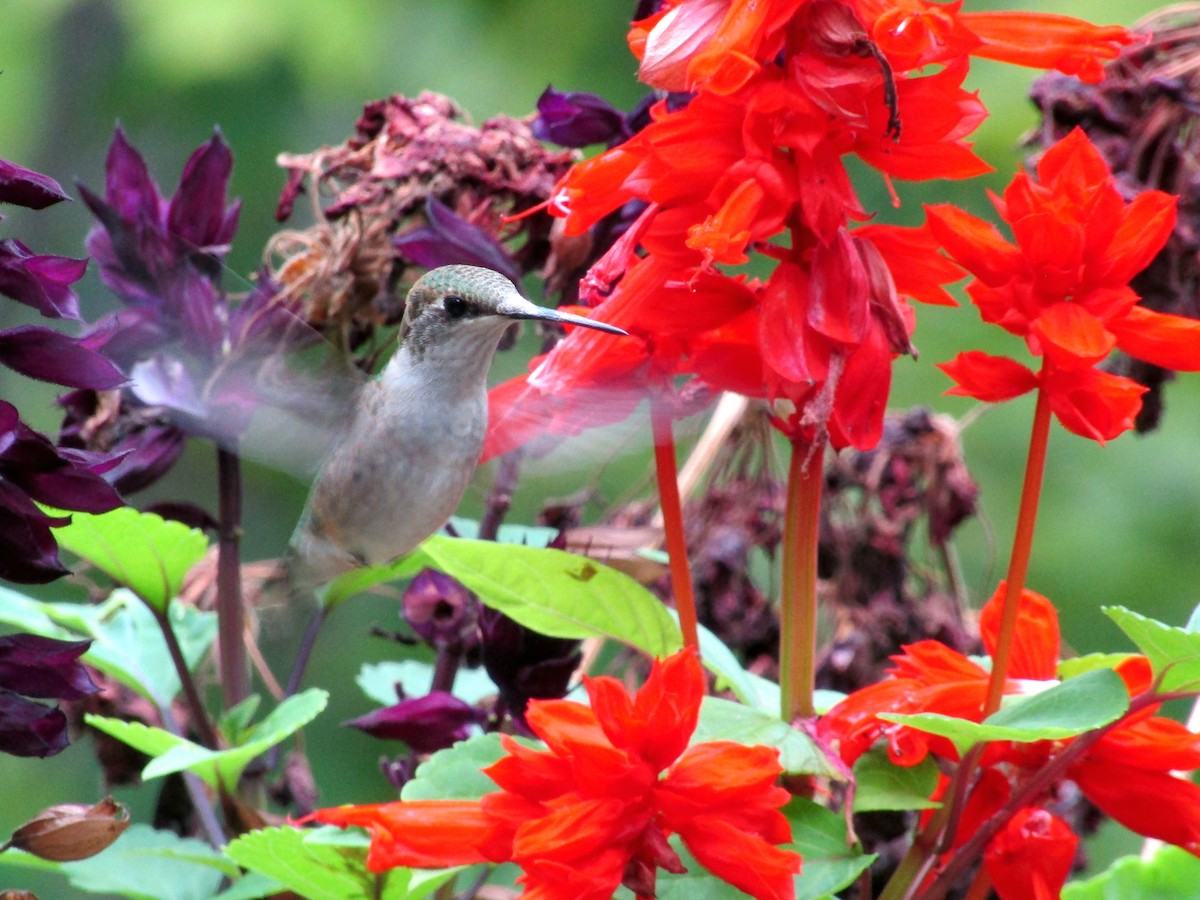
[2, 0, 1198, 895]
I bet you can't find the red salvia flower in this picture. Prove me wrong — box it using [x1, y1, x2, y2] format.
[928, 128, 1200, 442]
[304, 649, 801, 900]
[819, 583, 1200, 898]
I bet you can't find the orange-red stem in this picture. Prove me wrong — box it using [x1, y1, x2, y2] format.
[984, 385, 1053, 715]
[651, 398, 700, 653]
[780, 439, 825, 722]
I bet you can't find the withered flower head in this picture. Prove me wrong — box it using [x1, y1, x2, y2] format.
[1028, 6, 1200, 430]
[268, 91, 575, 352]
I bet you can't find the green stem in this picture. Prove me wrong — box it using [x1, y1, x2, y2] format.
[217, 446, 250, 710]
[780, 439, 824, 722]
[984, 385, 1052, 716]
[652, 398, 700, 653]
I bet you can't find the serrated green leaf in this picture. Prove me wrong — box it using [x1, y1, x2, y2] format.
[1057, 653, 1139, 680]
[1105, 606, 1200, 693]
[401, 733, 514, 801]
[880, 668, 1129, 755]
[54, 507, 208, 611]
[225, 826, 420, 900]
[89, 689, 328, 789]
[693, 697, 839, 778]
[852, 748, 939, 813]
[212, 871, 284, 900]
[786, 798, 876, 900]
[58, 824, 231, 900]
[419, 536, 680, 656]
[1063, 845, 1200, 899]
[356, 660, 497, 707]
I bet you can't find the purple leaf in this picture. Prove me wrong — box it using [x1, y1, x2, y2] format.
[394, 198, 520, 284]
[0, 634, 97, 701]
[104, 127, 164, 224]
[345, 691, 482, 754]
[168, 131, 236, 252]
[0, 325, 127, 389]
[0, 239, 87, 320]
[533, 86, 630, 148]
[0, 691, 70, 757]
[0, 159, 71, 210]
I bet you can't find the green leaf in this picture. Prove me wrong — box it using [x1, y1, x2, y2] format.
[320, 553, 427, 609]
[226, 826, 428, 900]
[401, 733, 523, 801]
[448, 515, 558, 547]
[0, 585, 79, 637]
[419, 535, 680, 656]
[692, 618, 779, 713]
[357, 660, 497, 706]
[57, 824, 232, 900]
[851, 748, 939, 813]
[1057, 652, 1139, 681]
[693, 697, 839, 778]
[786, 798, 875, 900]
[1063, 846, 1200, 899]
[88, 689, 328, 789]
[54, 507, 208, 610]
[880, 668, 1129, 755]
[212, 872, 285, 900]
[1105, 605, 1200, 693]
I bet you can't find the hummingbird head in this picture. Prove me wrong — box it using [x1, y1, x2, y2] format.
[400, 265, 626, 362]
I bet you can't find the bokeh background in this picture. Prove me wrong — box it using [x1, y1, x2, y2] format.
[2, 0, 1198, 895]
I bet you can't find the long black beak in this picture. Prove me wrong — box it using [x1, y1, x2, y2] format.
[499, 296, 627, 336]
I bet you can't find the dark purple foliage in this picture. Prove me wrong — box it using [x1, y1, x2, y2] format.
[480, 607, 581, 727]
[394, 199, 521, 285]
[0, 239, 87, 320]
[0, 399, 123, 583]
[345, 691, 482, 754]
[0, 633, 98, 758]
[0, 159, 72, 210]
[533, 87, 631, 148]
[0, 325, 126, 390]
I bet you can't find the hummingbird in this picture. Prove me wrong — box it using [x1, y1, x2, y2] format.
[281, 264, 627, 595]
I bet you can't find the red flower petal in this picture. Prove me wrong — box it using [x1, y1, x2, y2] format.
[984, 808, 1078, 900]
[1100, 189, 1177, 284]
[962, 12, 1136, 83]
[1071, 758, 1200, 852]
[978, 583, 1059, 680]
[1041, 366, 1145, 444]
[937, 351, 1037, 402]
[674, 816, 801, 900]
[925, 204, 1021, 286]
[1108, 305, 1200, 373]
[1028, 303, 1115, 370]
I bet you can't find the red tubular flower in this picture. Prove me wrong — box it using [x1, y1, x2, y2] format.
[304, 650, 800, 899]
[928, 128, 1200, 443]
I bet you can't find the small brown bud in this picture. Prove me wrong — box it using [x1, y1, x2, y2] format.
[0, 891, 40, 900]
[5, 797, 129, 862]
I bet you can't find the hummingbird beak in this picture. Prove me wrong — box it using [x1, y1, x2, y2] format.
[499, 296, 628, 336]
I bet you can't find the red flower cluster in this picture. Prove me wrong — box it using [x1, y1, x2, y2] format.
[304, 650, 800, 899]
[484, 0, 1135, 459]
[819, 585, 1200, 898]
[929, 128, 1200, 442]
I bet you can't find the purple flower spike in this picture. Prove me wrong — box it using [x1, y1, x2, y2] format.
[0, 634, 98, 701]
[394, 199, 520, 285]
[0, 238, 88, 320]
[480, 607, 581, 726]
[0, 159, 71, 210]
[345, 691, 482, 754]
[402, 568, 480, 653]
[0, 325, 127, 390]
[533, 86, 630, 148]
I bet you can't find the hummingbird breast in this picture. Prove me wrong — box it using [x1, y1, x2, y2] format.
[290, 371, 487, 585]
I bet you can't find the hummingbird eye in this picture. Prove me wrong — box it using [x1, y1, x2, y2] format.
[443, 295, 469, 319]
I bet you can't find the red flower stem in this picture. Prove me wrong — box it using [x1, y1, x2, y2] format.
[651, 397, 700, 653]
[217, 445, 250, 710]
[780, 439, 824, 722]
[984, 386, 1052, 717]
